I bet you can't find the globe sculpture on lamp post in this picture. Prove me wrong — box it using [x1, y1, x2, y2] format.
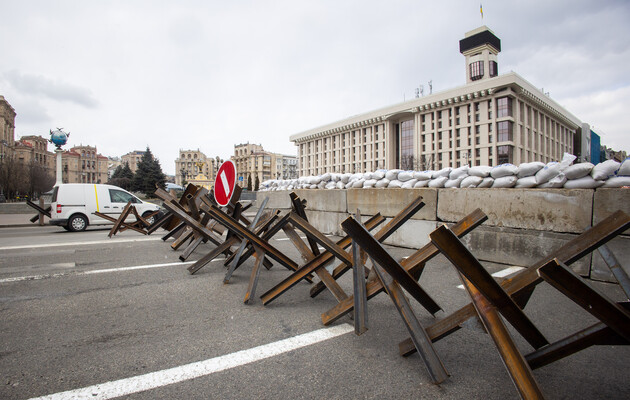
[49, 128, 70, 186]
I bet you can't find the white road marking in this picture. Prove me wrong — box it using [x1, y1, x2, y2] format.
[29, 324, 354, 400]
[0, 236, 162, 251]
[456, 266, 524, 289]
[0, 259, 226, 284]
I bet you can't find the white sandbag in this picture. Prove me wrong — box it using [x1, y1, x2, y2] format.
[308, 176, 322, 185]
[563, 176, 605, 189]
[535, 162, 561, 184]
[491, 176, 517, 188]
[385, 169, 402, 181]
[517, 161, 545, 178]
[352, 179, 365, 188]
[617, 158, 630, 176]
[432, 167, 452, 178]
[325, 181, 336, 189]
[413, 171, 432, 181]
[449, 165, 469, 180]
[336, 181, 345, 190]
[401, 179, 418, 188]
[344, 181, 353, 189]
[341, 173, 352, 183]
[363, 179, 377, 188]
[318, 181, 327, 189]
[477, 177, 494, 188]
[428, 176, 448, 188]
[320, 173, 331, 182]
[388, 179, 403, 188]
[591, 159, 621, 180]
[414, 180, 430, 188]
[564, 162, 594, 180]
[515, 176, 537, 188]
[469, 165, 492, 177]
[375, 178, 390, 188]
[538, 173, 567, 188]
[460, 176, 483, 188]
[490, 164, 518, 178]
[398, 171, 415, 182]
[445, 176, 465, 188]
[330, 174, 340, 182]
[601, 176, 630, 187]
[309, 184, 317, 189]
[372, 170, 386, 180]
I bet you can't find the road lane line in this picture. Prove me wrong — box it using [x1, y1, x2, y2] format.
[0, 259, 227, 284]
[29, 324, 354, 400]
[0, 236, 163, 251]
[456, 266, 524, 289]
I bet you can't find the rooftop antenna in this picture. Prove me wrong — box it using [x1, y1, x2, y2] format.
[429, 80, 433, 94]
[415, 88, 420, 98]
[420, 84, 424, 96]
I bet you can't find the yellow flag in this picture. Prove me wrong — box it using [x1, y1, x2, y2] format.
[480, 4, 483, 19]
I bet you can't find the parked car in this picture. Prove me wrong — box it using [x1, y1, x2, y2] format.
[49, 183, 161, 232]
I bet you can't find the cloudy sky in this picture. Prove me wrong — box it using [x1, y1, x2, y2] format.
[1, 0, 628, 175]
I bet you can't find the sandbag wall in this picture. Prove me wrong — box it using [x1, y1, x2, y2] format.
[257, 187, 630, 283]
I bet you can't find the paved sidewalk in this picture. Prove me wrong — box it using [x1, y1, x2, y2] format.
[0, 213, 44, 228]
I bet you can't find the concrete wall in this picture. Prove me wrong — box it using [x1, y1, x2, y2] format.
[257, 188, 629, 282]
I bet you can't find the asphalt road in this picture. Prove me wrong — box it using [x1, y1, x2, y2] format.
[1, 225, 628, 399]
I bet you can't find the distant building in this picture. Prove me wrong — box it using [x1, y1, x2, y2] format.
[290, 26, 585, 176]
[61, 145, 108, 184]
[173, 149, 220, 187]
[14, 135, 55, 176]
[107, 156, 122, 178]
[0, 96, 16, 162]
[232, 143, 298, 188]
[121, 150, 146, 173]
[591, 131, 601, 164]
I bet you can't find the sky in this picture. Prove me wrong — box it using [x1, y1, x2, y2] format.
[1, 0, 629, 175]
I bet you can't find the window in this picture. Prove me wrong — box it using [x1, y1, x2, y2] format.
[498, 121, 513, 142]
[498, 145, 512, 164]
[497, 97, 513, 118]
[400, 120, 414, 169]
[469, 61, 484, 81]
[109, 189, 137, 204]
[489, 61, 498, 77]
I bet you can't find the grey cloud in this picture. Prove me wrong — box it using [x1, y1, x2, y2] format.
[3, 70, 98, 108]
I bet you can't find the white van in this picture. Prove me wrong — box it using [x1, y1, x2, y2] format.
[50, 184, 161, 232]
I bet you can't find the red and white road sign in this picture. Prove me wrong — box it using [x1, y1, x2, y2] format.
[214, 160, 237, 207]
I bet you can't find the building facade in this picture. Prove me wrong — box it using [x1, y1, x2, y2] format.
[14, 135, 55, 175]
[121, 150, 146, 174]
[173, 149, 220, 187]
[232, 143, 298, 188]
[0, 96, 16, 162]
[290, 26, 583, 176]
[62, 145, 109, 184]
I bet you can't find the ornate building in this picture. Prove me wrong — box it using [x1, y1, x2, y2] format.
[173, 149, 220, 187]
[14, 135, 55, 176]
[290, 26, 585, 176]
[232, 143, 298, 188]
[121, 150, 146, 173]
[0, 96, 16, 162]
[61, 145, 109, 184]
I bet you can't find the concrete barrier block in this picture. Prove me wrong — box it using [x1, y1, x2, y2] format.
[256, 191, 291, 210]
[459, 225, 590, 276]
[304, 210, 348, 236]
[591, 236, 630, 283]
[381, 219, 436, 249]
[593, 188, 630, 236]
[294, 189, 347, 213]
[437, 188, 593, 233]
[346, 188, 437, 220]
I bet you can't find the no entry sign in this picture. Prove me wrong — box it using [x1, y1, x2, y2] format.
[214, 160, 237, 206]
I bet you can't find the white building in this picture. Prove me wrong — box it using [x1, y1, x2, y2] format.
[290, 26, 584, 176]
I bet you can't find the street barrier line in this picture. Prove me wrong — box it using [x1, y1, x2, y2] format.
[0, 236, 162, 251]
[457, 266, 524, 289]
[0, 260, 230, 283]
[29, 323, 354, 400]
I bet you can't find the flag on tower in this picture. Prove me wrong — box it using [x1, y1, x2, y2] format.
[480, 4, 483, 19]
